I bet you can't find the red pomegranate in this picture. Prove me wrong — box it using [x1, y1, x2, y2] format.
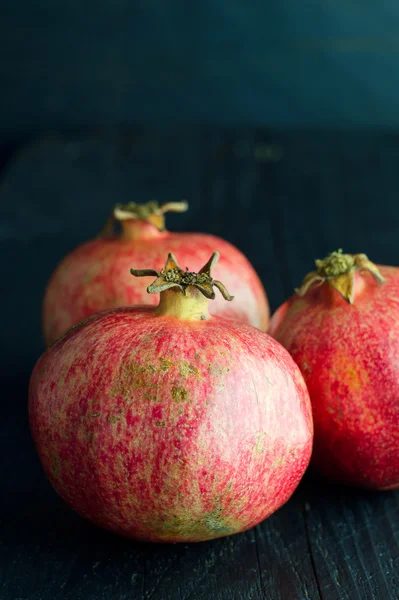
[43, 201, 269, 346]
[30, 252, 312, 543]
[269, 249, 399, 490]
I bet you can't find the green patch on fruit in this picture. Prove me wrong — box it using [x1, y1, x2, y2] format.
[203, 509, 235, 535]
[254, 432, 267, 455]
[159, 357, 174, 372]
[80, 267, 101, 286]
[209, 363, 231, 392]
[288, 299, 307, 316]
[179, 361, 200, 378]
[91, 413, 100, 418]
[172, 386, 189, 403]
[154, 420, 166, 427]
[271, 457, 284, 468]
[108, 415, 121, 424]
[152, 508, 237, 541]
[209, 363, 230, 377]
[111, 359, 158, 397]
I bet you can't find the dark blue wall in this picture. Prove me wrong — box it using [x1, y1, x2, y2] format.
[3, 1, 399, 136]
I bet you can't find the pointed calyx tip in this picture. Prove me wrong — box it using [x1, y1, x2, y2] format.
[295, 249, 385, 304]
[113, 200, 188, 231]
[130, 252, 234, 301]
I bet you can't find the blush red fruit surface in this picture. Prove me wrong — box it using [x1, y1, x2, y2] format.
[43, 222, 269, 346]
[269, 266, 399, 490]
[30, 307, 312, 542]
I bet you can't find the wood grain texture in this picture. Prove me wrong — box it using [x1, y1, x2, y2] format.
[303, 482, 399, 600]
[1, 130, 399, 599]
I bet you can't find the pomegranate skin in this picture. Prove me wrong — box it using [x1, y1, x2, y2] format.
[43, 228, 269, 346]
[30, 309, 312, 543]
[269, 266, 399, 490]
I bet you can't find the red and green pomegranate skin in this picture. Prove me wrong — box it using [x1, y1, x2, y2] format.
[31, 256, 311, 543]
[42, 203, 269, 346]
[269, 252, 399, 490]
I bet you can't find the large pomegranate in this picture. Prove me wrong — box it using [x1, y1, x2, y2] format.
[43, 201, 269, 345]
[269, 249, 399, 490]
[30, 252, 312, 543]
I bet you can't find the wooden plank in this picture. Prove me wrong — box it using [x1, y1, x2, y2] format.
[303, 480, 399, 600]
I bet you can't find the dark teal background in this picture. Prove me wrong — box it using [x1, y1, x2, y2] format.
[3, 1, 399, 136]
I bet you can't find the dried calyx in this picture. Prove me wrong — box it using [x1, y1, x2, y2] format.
[295, 249, 385, 304]
[130, 252, 234, 301]
[114, 200, 188, 232]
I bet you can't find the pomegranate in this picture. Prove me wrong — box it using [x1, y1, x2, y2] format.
[30, 252, 312, 543]
[269, 249, 399, 490]
[43, 200, 269, 345]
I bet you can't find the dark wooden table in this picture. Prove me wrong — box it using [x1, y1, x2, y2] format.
[1, 130, 398, 600]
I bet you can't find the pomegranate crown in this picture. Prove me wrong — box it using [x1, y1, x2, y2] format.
[113, 200, 188, 231]
[130, 252, 234, 301]
[295, 249, 385, 304]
